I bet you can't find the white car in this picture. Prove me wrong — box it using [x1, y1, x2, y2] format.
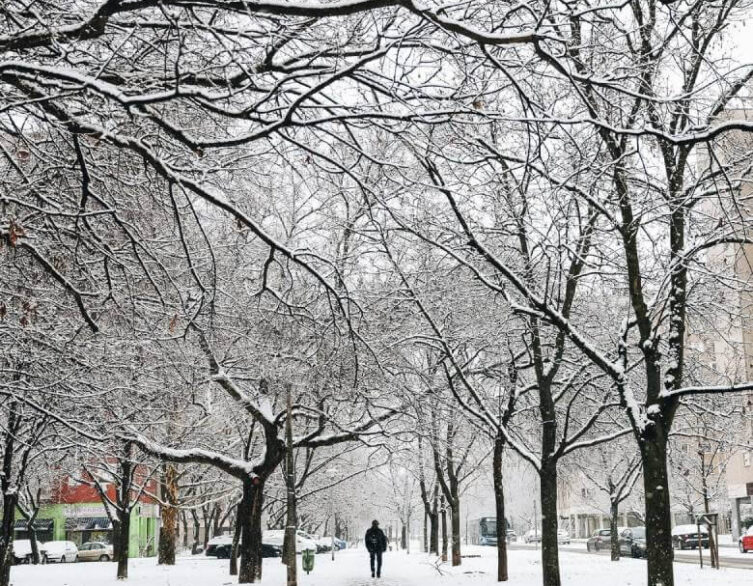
[77, 541, 113, 561]
[263, 530, 318, 553]
[41, 540, 78, 563]
[12, 539, 34, 564]
[557, 530, 571, 545]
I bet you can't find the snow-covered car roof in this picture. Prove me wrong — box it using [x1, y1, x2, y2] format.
[13, 540, 32, 555]
[207, 535, 233, 545]
[42, 541, 76, 553]
[671, 524, 708, 536]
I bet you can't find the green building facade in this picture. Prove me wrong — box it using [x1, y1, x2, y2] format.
[14, 503, 158, 557]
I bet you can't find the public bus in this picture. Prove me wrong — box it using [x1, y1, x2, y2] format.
[468, 517, 509, 546]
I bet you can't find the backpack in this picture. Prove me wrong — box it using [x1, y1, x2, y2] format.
[366, 530, 380, 549]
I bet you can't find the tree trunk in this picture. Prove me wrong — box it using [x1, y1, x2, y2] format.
[610, 500, 620, 562]
[116, 509, 131, 579]
[450, 498, 461, 566]
[430, 490, 439, 555]
[29, 527, 40, 565]
[230, 504, 242, 576]
[0, 492, 17, 586]
[539, 460, 561, 586]
[284, 388, 297, 586]
[424, 511, 428, 553]
[493, 433, 508, 581]
[191, 511, 201, 554]
[641, 434, 674, 586]
[158, 463, 178, 565]
[0, 402, 18, 586]
[238, 478, 265, 583]
[440, 496, 448, 562]
[180, 511, 189, 549]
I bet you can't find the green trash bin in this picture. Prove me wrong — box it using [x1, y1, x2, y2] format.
[302, 548, 315, 574]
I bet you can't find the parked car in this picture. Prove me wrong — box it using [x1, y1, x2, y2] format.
[41, 541, 78, 563]
[671, 525, 709, 550]
[586, 527, 628, 552]
[739, 525, 753, 553]
[524, 530, 541, 544]
[619, 526, 647, 558]
[332, 537, 347, 550]
[262, 530, 318, 553]
[506, 529, 517, 543]
[205, 535, 233, 558]
[586, 529, 611, 552]
[205, 535, 282, 559]
[12, 540, 35, 564]
[557, 530, 571, 545]
[313, 536, 335, 553]
[78, 541, 113, 562]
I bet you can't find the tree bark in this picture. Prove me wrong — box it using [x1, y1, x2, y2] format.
[158, 463, 178, 565]
[493, 433, 508, 581]
[180, 511, 189, 549]
[116, 509, 131, 579]
[0, 402, 18, 586]
[450, 498, 461, 566]
[190, 510, 201, 554]
[539, 460, 561, 586]
[610, 500, 620, 561]
[230, 505, 242, 576]
[641, 433, 674, 586]
[284, 388, 298, 586]
[430, 490, 439, 554]
[238, 478, 265, 583]
[440, 495, 448, 562]
[29, 526, 40, 565]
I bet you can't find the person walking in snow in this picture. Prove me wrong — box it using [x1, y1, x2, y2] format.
[365, 519, 387, 578]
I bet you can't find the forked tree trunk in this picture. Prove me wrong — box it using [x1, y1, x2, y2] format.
[540, 460, 560, 586]
[641, 433, 674, 586]
[493, 433, 508, 581]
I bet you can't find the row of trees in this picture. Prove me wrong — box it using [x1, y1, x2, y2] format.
[4, 1, 753, 586]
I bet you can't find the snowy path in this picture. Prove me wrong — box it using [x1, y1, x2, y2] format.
[8, 545, 753, 585]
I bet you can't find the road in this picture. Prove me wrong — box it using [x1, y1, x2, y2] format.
[509, 541, 753, 570]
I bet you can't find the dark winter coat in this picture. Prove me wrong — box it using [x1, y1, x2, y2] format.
[365, 526, 387, 553]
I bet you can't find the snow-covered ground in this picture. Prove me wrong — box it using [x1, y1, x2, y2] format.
[8, 546, 748, 586]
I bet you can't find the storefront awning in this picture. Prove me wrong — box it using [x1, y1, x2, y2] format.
[64, 517, 112, 531]
[14, 519, 54, 531]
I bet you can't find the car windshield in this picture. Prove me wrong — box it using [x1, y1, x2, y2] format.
[631, 528, 646, 539]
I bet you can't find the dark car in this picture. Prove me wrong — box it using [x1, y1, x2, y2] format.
[671, 525, 709, 550]
[586, 529, 612, 552]
[619, 527, 647, 558]
[206, 537, 282, 559]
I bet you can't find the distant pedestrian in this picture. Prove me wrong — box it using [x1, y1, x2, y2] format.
[365, 520, 387, 578]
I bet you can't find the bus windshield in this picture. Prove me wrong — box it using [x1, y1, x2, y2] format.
[481, 520, 497, 535]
